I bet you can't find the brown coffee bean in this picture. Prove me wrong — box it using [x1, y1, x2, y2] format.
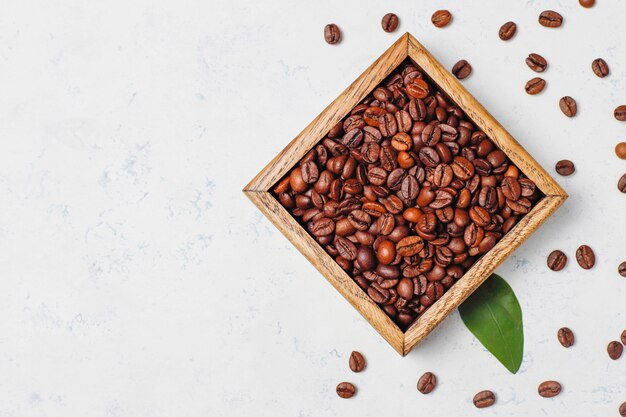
[615, 143, 626, 160]
[309, 217, 334, 236]
[452, 60, 472, 80]
[349, 351, 366, 372]
[416, 372, 437, 394]
[615, 105, 626, 121]
[538, 381, 561, 398]
[591, 58, 609, 78]
[557, 327, 574, 348]
[335, 237, 357, 261]
[539, 10, 563, 28]
[499, 21, 517, 40]
[501, 176, 521, 201]
[431, 10, 452, 28]
[367, 282, 390, 304]
[525, 77, 546, 95]
[473, 390, 496, 408]
[621, 329, 626, 345]
[406, 78, 430, 99]
[619, 174, 626, 193]
[559, 96, 577, 117]
[576, 245, 595, 269]
[381, 13, 399, 32]
[324, 24, 341, 45]
[555, 159, 575, 176]
[608, 341, 623, 360]
[579, 0, 595, 7]
[526, 53, 547, 73]
[620, 262, 626, 277]
[336, 382, 356, 398]
[620, 402, 626, 417]
[547, 250, 567, 271]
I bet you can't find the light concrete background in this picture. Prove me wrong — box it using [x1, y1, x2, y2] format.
[0, 0, 624, 416]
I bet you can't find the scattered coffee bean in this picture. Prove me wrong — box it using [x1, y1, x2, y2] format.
[349, 351, 366, 372]
[431, 10, 452, 28]
[473, 390, 496, 408]
[555, 160, 575, 176]
[557, 327, 575, 348]
[619, 174, 626, 193]
[620, 402, 626, 417]
[539, 10, 563, 28]
[576, 245, 595, 269]
[452, 60, 472, 80]
[416, 372, 437, 394]
[275, 63, 541, 329]
[615, 143, 626, 160]
[559, 97, 577, 117]
[579, 0, 595, 7]
[499, 21, 517, 40]
[615, 105, 626, 121]
[538, 380, 562, 398]
[525, 77, 546, 95]
[324, 24, 341, 45]
[381, 13, 399, 33]
[608, 341, 623, 360]
[591, 58, 609, 78]
[336, 382, 356, 398]
[621, 329, 626, 345]
[547, 250, 567, 271]
[526, 53, 547, 73]
[620, 262, 626, 277]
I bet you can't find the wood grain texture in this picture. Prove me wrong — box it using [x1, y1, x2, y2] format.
[244, 33, 568, 356]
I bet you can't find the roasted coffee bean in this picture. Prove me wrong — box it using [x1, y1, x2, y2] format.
[416, 372, 437, 394]
[557, 327, 575, 348]
[431, 10, 452, 28]
[620, 174, 626, 193]
[579, 0, 595, 7]
[539, 10, 563, 28]
[381, 13, 399, 32]
[499, 21, 517, 40]
[615, 105, 626, 121]
[547, 250, 567, 271]
[555, 159, 575, 176]
[335, 237, 357, 261]
[349, 351, 366, 372]
[505, 197, 531, 214]
[406, 78, 430, 99]
[501, 176, 521, 201]
[397, 236, 425, 257]
[621, 329, 626, 345]
[451, 156, 474, 180]
[525, 77, 546, 95]
[324, 24, 341, 44]
[576, 245, 595, 269]
[620, 402, 626, 417]
[452, 60, 472, 80]
[473, 390, 496, 408]
[615, 143, 626, 160]
[620, 262, 626, 277]
[559, 96, 577, 117]
[368, 282, 390, 304]
[608, 341, 623, 360]
[591, 58, 609, 78]
[526, 53, 547, 73]
[336, 382, 356, 398]
[538, 381, 561, 398]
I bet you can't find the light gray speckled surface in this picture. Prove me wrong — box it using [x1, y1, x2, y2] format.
[0, 0, 624, 416]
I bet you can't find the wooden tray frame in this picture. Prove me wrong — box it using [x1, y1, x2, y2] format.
[243, 33, 567, 356]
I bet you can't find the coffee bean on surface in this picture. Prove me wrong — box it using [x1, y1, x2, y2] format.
[621, 330, 626, 345]
[619, 174, 626, 193]
[615, 143, 626, 160]
[547, 250, 567, 271]
[620, 402, 626, 417]
[576, 245, 595, 269]
[538, 10, 563, 27]
[555, 160, 575, 176]
[431, 10, 452, 27]
[557, 327, 575, 347]
[499, 21, 517, 40]
[452, 60, 472, 80]
[526, 53, 547, 72]
[525, 77, 546, 95]
[416, 372, 437, 394]
[349, 351, 366, 372]
[559, 97, 577, 117]
[336, 382, 356, 398]
[473, 390, 496, 408]
[591, 58, 609, 78]
[324, 24, 341, 44]
[381, 13, 399, 32]
[608, 341, 623, 360]
[538, 381, 562, 398]
[620, 262, 626, 277]
[615, 105, 626, 121]
[579, 0, 595, 7]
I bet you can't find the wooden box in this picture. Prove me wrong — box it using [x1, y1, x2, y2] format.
[244, 33, 567, 356]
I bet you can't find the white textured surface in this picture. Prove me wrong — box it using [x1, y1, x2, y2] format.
[0, 0, 624, 416]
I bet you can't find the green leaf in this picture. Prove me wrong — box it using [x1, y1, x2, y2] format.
[458, 274, 524, 374]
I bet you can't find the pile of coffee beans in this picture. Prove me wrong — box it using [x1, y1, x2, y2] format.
[273, 62, 542, 329]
